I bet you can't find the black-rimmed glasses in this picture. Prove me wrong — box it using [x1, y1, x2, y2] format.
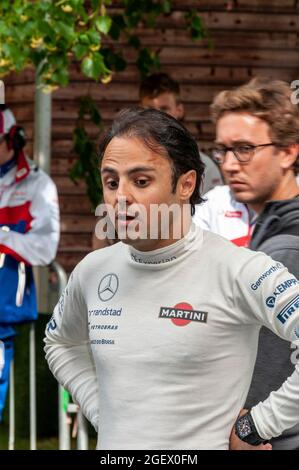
[211, 143, 276, 164]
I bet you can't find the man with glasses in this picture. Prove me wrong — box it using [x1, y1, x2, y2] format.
[194, 77, 299, 449]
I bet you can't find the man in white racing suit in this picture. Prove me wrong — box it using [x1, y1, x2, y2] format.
[45, 108, 299, 450]
[92, 72, 223, 251]
[0, 106, 60, 420]
[193, 185, 255, 247]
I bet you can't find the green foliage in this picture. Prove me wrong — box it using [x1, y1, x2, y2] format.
[69, 96, 103, 209]
[0, 1, 208, 88]
[185, 9, 209, 41]
[95, 15, 112, 35]
[137, 48, 160, 78]
[0, 0, 113, 89]
[0, 1, 209, 209]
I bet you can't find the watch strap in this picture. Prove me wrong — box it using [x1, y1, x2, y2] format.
[235, 410, 268, 446]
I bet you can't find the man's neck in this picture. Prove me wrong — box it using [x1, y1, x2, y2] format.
[125, 209, 192, 252]
[249, 174, 299, 214]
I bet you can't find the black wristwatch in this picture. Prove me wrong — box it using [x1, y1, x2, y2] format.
[235, 410, 268, 446]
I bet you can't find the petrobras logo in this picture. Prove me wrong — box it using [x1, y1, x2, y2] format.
[250, 262, 284, 291]
[159, 302, 208, 327]
[277, 295, 299, 325]
[265, 278, 299, 308]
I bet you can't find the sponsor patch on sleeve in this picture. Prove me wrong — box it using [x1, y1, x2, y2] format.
[277, 295, 299, 325]
[265, 278, 299, 308]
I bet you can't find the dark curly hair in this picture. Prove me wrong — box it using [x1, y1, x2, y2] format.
[98, 107, 205, 215]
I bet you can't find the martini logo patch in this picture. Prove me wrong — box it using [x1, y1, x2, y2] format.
[159, 302, 208, 327]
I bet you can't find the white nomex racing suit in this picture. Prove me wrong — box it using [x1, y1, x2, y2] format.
[45, 225, 299, 450]
[193, 185, 254, 247]
[0, 152, 60, 323]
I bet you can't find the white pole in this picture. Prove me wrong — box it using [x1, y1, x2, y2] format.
[33, 73, 53, 314]
[8, 359, 15, 450]
[34, 73, 52, 174]
[32, 68, 52, 449]
[29, 323, 36, 450]
[52, 261, 70, 450]
[77, 410, 89, 450]
[59, 385, 70, 450]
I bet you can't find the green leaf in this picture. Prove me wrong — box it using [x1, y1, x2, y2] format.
[191, 15, 203, 32]
[137, 48, 160, 77]
[14, 53, 27, 72]
[81, 54, 110, 80]
[79, 33, 90, 44]
[90, 107, 102, 126]
[90, 0, 101, 9]
[0, 21, 9, 35]
[51, 68, 70, 87]
[3, 43, 21, 63]
[73, 43, 89, 60]
[54, 22, 76, 42]
[162, 0, 171, 13]
[87, 29, 101, 46]
[70, 0, 85, 10]
[95, 16, 112, 35]
[124, 11, 141, 29]
[81, 56, 94, 77]
[37, 20, 55, 38]
[101, 48, 126, 72]
[38, 1, 51, 12]
[185, 10, 208, 42]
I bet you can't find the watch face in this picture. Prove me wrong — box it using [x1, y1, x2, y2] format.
[237, 416, 252, 438]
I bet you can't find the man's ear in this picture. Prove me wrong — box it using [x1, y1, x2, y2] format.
[178, 170, 197, 202]
[176, 103, 185, 121]
[280, 144, 299, 171]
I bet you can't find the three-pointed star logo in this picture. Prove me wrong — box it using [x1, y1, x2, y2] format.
[98, 273, 119, 301]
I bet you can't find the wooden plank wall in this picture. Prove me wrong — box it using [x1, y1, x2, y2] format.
[4, 0, 299, 273]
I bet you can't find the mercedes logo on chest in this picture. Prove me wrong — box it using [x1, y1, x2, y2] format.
[98, 273, 119, 301]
